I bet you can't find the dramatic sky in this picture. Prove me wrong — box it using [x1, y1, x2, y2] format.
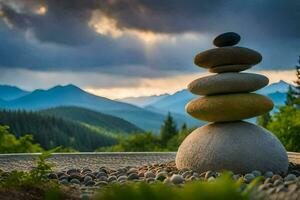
[0, 0, 299, 98]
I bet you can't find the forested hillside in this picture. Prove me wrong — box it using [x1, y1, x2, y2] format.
[0, 110, 117, 151]
[40, 106, 143, 133]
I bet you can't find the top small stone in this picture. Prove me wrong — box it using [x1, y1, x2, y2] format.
[213, 32, 241, 47]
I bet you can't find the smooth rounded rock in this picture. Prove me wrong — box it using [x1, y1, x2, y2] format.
[213, 32, 241, 47]
[188, 73, 269, 95]
[194, 47, 262, 68]
[170, 174, 184, 184]
[186, 93, 274, 122]
[175, 121, 289, 174]
[209, 64, 252, 73]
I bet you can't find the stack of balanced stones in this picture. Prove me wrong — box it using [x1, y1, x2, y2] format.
[176, 32, 289, 174]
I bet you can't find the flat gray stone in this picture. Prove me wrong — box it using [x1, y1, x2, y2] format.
[188, 72, 269, 95]
[194, 47, 262, 68]
[176, 121, 289, 174]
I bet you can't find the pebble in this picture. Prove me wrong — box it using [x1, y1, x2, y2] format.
[251, 170, 262, 177]
[146, 177, 156, 183]
[97, 176, 108, 182]
[95, 181, 108, 186]
[84, 176, 93, 183]
[85, 180, 95, 186]
[272, 175, 283, 182]
[48, 173, 58, 179]
[170, 174, 184, 184]
[244, 173, 255, 183]
[284, 174, 297, 182]
[182, 171, 193, 179]
[96, 172, 107, 178]
[264, 171, 274, 178]
[108, 176, 117, 182]
[70, 178, 81, 185]
[128, 173, 139, 180]
[204, 171, 215, 180]
[117, 175, 128, 182]
[145, 171, 156, 179]
[59, 179, 69, 185]
[67, 168, 80, 175]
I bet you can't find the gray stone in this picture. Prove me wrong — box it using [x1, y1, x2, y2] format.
[128, 173, 139, 180]
[145, 171, 155, 179]
[97, 176, 108, 182]
[96, 172, 107, 178]
[213, 32, 241, 47]
[176, 121, 289, 174]
[251, 170, 262, 177]
[108, 176, 117, 182]
[117, 175, 128, 182]
[204, 171, 215, 180]
[85, 180, 95, 186]
[70, 178, 81, 185]
[170, 174, 184, 184]
[95, 181, 108, 186]
[59, 178, 69, 185]
[84, 176, 93, 183]
[186, 93, 274, 122]
[194, 47, 262, 68]
[48, 173, 58, 179]
[284, 174, 297, 182]
[188, 72, 269, 95]
[264, 171, 274, 178]
[146, 177, 156, 183]
[244, 173, 255, 183]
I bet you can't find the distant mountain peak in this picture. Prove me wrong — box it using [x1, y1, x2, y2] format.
[0, 85, 30, 101]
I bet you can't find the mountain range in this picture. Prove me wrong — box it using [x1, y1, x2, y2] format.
[0, 81, 290, 133]
[0, 84, 200, 132]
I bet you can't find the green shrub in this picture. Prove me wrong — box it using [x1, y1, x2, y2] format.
[266, 106, 300, 152]
[0, 125, 43, 153]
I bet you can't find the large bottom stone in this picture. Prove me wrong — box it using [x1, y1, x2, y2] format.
[176, 121, 288, 174]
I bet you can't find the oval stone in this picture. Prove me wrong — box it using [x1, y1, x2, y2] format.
[176, 121, 288, 174]
[194, 47, 262, 68]
[186, 93, 273, 122]
[188, 73, 269, 95]
[209, 64, 251, 73]
[213, 32, 241, 47]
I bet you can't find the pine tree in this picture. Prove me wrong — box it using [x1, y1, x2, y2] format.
[181, 123, 187, 132]
[160, 112, 178, 145]
[285, 57, 300, 106]
[256, 112, 272, 128]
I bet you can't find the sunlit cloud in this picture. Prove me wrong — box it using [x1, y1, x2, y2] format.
[34, 6, 47, 15]
[88, 10, 175, 46]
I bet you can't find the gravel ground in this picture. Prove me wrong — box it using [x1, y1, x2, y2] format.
[0, 152, 177, 172]
[1, 152, 300, 200]
[0, 152, 299, 172]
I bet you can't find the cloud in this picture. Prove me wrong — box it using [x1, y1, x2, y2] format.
[0, 0, 299, 79]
